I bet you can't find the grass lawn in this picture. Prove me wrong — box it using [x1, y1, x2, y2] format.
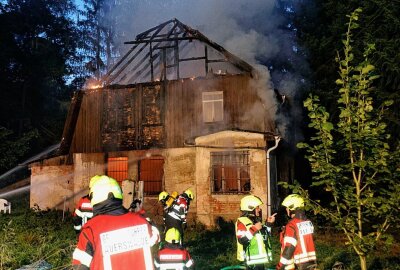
[0, 195, 399, 269]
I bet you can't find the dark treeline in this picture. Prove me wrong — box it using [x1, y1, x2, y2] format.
[0, 0, 120, 173]
[0, 0, 78, 172]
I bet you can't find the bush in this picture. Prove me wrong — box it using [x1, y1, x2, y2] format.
[0, 194, 75, 269]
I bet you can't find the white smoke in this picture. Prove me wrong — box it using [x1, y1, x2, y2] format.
[114, 0, 283, 66]
[108, 0, 305, 144]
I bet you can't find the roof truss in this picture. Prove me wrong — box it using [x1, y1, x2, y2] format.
[103, 18, 254, 86]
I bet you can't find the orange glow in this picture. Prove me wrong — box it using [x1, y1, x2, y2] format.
[86, 82, 102, 89]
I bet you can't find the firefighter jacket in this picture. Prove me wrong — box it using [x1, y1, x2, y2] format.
[167, 195, 189, 223]
[72, 195, 93, 232]
[235, 216, 272, 266]
[277, 212, 316, 270]
[154, 243, 194, 270]
[72, 201, 158, 270]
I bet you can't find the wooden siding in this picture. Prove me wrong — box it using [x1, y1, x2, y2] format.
[70, 89, 103, 153]
[165, 74, 273, 147]
[68, 74, 274, 153]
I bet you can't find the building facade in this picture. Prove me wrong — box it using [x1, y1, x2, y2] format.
[30, 19, 280, 227]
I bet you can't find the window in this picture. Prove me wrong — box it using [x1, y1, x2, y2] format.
[202, 91, 223, 122]
[139, 157, 164, 195]
[211, 151, 250, 193]
[107, 157, 128, 184]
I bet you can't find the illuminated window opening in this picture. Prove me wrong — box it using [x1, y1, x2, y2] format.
[211, 151, 250, 194]
[107, 157, 128, 184]
[139, 157, 164, 195]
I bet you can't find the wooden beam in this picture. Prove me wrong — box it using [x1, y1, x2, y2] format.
[57, 91, 84, 155]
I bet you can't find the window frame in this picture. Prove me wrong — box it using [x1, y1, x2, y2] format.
[202, 91, 224, 123]
[210, 151, 251, 194]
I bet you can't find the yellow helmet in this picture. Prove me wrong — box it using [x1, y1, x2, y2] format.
[159, 191, 169, 202]
[89, 175, 103, 188]
[282, 194, 304, 210]
[89, 175, 122, 206]
[183, 189, 194, 200]
[240, 195, 263, 211]
[165, 228, 180, 244]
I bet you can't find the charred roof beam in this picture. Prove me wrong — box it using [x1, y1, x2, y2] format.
[106, 18, 254, 85]
[105, 42, 149, 85]
[135, 19, 174, 40]
[125, 37, 253, 75]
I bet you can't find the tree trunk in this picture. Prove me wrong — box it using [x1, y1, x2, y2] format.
[359, 255, 367, 270]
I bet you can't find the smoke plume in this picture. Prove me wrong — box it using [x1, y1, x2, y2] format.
[108, 0, 305, 145]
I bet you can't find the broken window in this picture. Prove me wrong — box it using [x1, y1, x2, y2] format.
[139, 157, 164, 195]
[202, 91, 223, 122]
[211, 151, 250, 193]
[107, 157, 128, 185]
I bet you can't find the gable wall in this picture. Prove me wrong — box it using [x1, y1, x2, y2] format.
[68, 75, 274, 153]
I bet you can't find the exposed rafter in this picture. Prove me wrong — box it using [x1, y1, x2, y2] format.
[103, 18, 254, 86]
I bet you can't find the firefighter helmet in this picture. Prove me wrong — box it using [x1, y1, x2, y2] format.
[158, 191, 169, 202]
[240, 195, 263, 211]
[282, 194, 304, 210]
[89, 175, 122, 206]
[89, 175, 103, 188]
[165, 228, 180, 244]
[183, 189, 194, 200]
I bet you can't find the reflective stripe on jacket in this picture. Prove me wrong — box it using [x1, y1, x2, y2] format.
[73, 196, 93, 231]
[167, 196, 188, 222]
[154, 244, 194, 270]
[278, 217, 316, 270]
[235, 216, 271, 265]
[72, 212, 155, 270]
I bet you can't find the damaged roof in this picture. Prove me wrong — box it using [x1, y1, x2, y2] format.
[103, 18, 255, 86]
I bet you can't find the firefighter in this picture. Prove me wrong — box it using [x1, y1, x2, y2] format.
[154, 228, 194, 270]
[236, 195, 276, 270]
[72, 194, 93, 235]
[158, 190, 178, 230]
[158, 191, 178, 212]
[165, 189, 194, 243]
[129, 198, 143, 212]
[72, 175, 158, 270]
[71, 175, 103, 235]
[277, 194, 317, 270]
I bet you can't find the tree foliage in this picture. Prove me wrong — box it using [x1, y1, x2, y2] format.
[292, 9, 400, 270]
[0, 0, 78, 171]
[293, 0, 400, 139]
[77, 0, 119, 84]
[0, 127, 38, 174]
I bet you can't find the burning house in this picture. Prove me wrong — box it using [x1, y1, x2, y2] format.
[29, 19, 281, 227]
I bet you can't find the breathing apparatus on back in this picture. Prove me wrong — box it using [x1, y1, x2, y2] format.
[165, 191, 178, 209]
